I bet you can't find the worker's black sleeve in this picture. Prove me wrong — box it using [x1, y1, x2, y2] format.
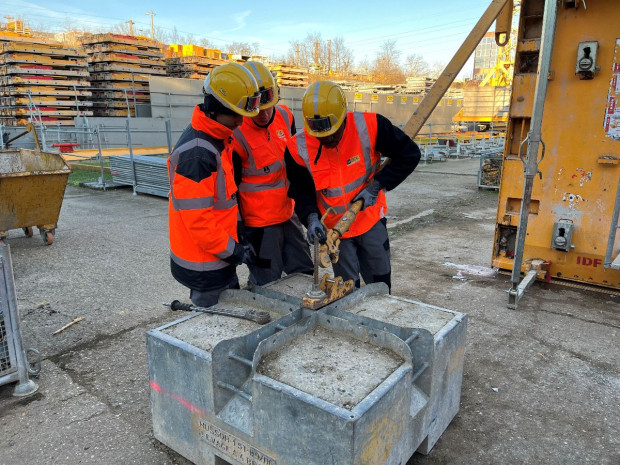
[289, 115, 297, 136]
[232, 150, 243, 190]
[284, 147, 319, 226]
[373, 114, 421, 191]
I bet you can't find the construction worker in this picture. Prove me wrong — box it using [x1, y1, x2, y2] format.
[285, 80, 421, 291]
[167, 63, 261, 307]
[232, 61, 313, 285]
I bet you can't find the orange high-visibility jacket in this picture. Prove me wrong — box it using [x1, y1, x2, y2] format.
[287, 112, 386, 238]
[232, 105, 295, 227]
[168, 106, 239, 287]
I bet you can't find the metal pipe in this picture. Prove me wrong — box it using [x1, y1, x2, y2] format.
[228, 352, 253, 367]
[216, 381, 251, 401]
[126, 119, 137, 196]
[165, 120, 172, 153]
[0, 243, 38, 397]
[509, 0, 559, 307]
[95, 125, 107, 191]
[604, 174, 620, 267]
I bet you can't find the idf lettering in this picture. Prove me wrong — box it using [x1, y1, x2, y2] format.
[576, 256, 602, 267]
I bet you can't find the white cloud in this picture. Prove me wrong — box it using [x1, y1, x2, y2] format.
[212, 9, 251, 35]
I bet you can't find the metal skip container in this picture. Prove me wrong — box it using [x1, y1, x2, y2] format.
[147, 280, 467, 464]
[0, 126, 72, 245]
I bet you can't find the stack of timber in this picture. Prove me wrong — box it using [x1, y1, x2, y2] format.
[165, 45, 227, 80]
[269, 64, 308, 88]
[0, 33, 92, 126]
[82, 34, 165, 117]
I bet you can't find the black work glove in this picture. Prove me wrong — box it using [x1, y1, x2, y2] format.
[352, 180, 383, 210]
[242, 243, 256, 265]
[306, 213, 327, 244]
[237, 218, 248, 246]
[222, 242, 247, 267]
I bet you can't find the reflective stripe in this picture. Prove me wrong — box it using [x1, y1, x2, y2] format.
[322, 186, 343, 198]
[241, 159, 282, 177]
[172, 196, 214, 211]
[352, 112, 372, 174]
[318, 194, 347, 214]
[276, 106, 290, 130]
[239, 178, 287, 192]
[215, 236, 236, 260]
[295, 133, 312, 171]
[214, 196, 237, 210]
[169, 137, 235, 211]
[170, 250, 230, 271]
[246, 62, 264, 87]
[312, 83, 321, 116]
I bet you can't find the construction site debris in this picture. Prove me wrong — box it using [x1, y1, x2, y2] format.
[0, 33, 92, 126]
[52, 317, 84, 335]
[478, 156, 503, 189]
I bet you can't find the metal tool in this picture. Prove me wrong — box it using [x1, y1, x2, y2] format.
[163, 300, 271, 324]
[302, 238, 354, 310]
[318, 199, 363, 268]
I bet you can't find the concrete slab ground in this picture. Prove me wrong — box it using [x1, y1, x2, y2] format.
[1, 158, 618, 465]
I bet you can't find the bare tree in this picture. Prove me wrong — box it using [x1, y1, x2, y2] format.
[227, 41, 254, 56]
[198, 38, 212, 48]
[428, 61, 446, 78]
[404, 54, 430, 77]
[371, 40, 405, 84]
[252, 42, 261, 56]
[286, 33, 353, 73]
[331, 37, 354, 74]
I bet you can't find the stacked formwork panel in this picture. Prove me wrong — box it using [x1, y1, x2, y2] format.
[405, 77, 435, 95]
[0, 33, 92, 126]
[82, 34, 165, 117]
[269, 64, 308, 88]
[165, 45, 227, 80]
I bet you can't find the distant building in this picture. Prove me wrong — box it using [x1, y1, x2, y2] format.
[473, 32, 498, 81]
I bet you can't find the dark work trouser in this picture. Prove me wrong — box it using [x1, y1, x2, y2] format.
[245, 215, 314, 286]
[190, 274, 240, 308]
[332, 218, 391, 291]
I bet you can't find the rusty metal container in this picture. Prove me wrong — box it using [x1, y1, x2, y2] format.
[0, 127, 71, 245]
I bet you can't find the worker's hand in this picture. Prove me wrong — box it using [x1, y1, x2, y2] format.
[352, 180, 383, 210]
[224, 242, 252, 267]
[242, 243, 256, 265]
[237, 219, 248, 246]
[306, 213, 327, 245]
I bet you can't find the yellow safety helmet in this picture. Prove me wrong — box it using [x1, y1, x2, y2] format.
[243, 61, 279, 110]
[301, 80, 347, 137]
[203, 63, 260, 117]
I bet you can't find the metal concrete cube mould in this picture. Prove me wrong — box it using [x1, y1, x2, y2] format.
[148, 279, 467, 464]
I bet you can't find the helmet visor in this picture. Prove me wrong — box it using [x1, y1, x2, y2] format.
[245, 93, 261, 112]
[306, 116, 332, 133]
[259, 87, 274, 105]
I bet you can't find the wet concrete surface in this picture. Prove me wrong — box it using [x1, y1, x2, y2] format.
[1, 158, 618, 465]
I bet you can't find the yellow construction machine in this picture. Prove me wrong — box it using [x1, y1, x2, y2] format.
[490, 0, 620, 307]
